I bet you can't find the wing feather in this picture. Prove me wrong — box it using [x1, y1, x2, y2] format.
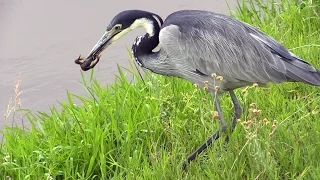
[158, 10, 319, 89]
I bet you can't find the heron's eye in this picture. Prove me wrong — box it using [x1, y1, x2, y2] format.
[114, 24, 122, 31]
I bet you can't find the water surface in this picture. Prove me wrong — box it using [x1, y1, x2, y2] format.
[0, 0, 238, 128]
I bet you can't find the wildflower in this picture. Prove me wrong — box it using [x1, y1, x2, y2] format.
[216, 76, 224, 81]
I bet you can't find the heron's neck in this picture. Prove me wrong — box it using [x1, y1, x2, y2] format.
[131, 16, 162, 67]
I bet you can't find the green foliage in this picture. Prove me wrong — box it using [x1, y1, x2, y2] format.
[1, 0, 319, 179]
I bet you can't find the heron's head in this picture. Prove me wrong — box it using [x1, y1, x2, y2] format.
[76, 10, 163, 71]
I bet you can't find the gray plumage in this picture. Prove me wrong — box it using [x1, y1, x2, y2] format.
[76, 9, 320, 167]
[138, 10, 320, 92]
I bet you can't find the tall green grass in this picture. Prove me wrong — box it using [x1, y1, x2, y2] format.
[1, 0, 319, 179]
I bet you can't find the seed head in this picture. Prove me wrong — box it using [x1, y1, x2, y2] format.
[272, 120, 277, 129]
[252, 83, 259, 87]
[249, 103, 257, 109]
[252, 109, 261, 116]
[213, 111, 219, 120]
[193, 83, 199, 88]
[216, 76, 224, 81]
[215, 86, 220, 91]
[241, 121, 247, 125]
[211, 73, 217, 78]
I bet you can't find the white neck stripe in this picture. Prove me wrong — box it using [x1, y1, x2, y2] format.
[129, 18, 155, 36]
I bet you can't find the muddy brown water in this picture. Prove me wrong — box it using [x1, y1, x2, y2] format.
[0, 0, 238, 129]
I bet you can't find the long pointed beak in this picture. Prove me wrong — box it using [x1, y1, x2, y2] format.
[75, 31, 113, 71]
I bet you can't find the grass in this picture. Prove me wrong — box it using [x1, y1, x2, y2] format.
[1, 0, 320, 179]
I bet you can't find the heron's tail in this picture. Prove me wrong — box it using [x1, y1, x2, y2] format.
[303, 69, 320, 86]
[286, 63, 320, 86]
[315, 69, 320, 86]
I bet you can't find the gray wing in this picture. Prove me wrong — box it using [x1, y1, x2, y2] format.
[159, 10, 320, 89]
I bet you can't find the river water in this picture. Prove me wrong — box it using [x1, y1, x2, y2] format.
[0, 0, 238, 128]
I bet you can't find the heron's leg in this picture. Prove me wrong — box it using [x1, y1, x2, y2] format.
[224, 90, 242, 143]
[229, 90, 242, 128]
[183, 95, 227, 167]
[215, 96, 227, 131]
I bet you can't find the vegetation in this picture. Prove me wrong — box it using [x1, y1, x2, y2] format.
[1, 0, 319, 179]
